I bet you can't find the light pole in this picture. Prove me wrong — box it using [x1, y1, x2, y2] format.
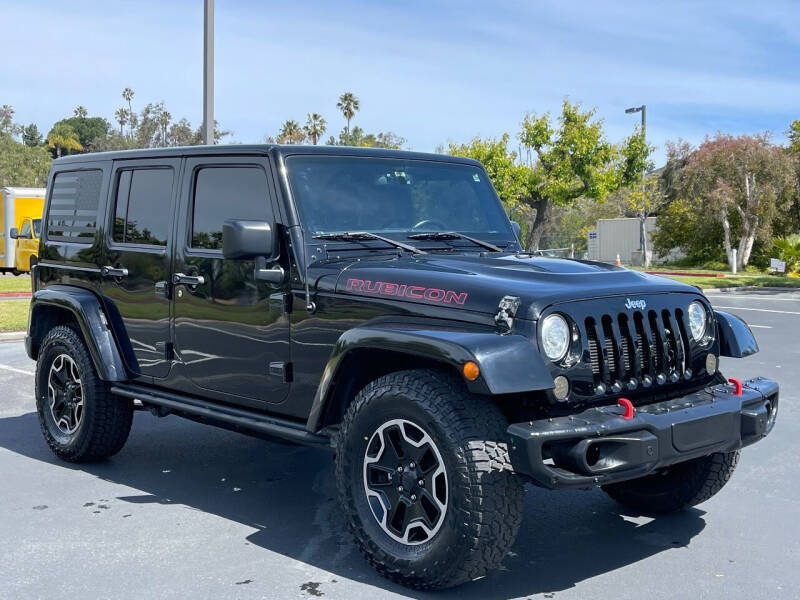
[625, 104, 645, 139]
[203, 0, 214, 145]
[625, 104, 647, 264]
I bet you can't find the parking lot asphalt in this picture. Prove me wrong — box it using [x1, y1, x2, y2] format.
[1, 288, 798, 600]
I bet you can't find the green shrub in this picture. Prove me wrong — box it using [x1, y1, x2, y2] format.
[772, 235, 800, 274]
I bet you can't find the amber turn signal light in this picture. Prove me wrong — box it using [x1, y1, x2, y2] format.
[462, 361, 480, 381]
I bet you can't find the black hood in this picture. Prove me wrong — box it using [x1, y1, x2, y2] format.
[332, 253, 700, 320]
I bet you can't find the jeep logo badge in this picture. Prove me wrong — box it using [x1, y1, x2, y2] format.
[625, 298, 647, 310]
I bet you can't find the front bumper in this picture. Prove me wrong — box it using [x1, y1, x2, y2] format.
[508, 377, 778, 489]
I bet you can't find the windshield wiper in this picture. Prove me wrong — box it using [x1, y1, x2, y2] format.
[313, 232, 426, 255]
[407, 231, 503, 253]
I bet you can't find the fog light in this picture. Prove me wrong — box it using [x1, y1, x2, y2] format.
[705, 353, 718, 374]
[553, 376, 569, 401]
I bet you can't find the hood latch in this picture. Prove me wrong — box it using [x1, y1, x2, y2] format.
[495, 295, 521, 334]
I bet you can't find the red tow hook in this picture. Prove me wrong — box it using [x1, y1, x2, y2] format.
[618, 397, 635, 420]
[728, 377, 743, 396]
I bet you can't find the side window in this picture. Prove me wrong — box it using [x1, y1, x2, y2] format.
[47, 169, 103, 242]
[113, 168, 174, 246]
[191, 166, 270, 250]
[19, 220, 31, 238]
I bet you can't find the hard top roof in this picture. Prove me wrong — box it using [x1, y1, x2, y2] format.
[52, 144, 481, 167]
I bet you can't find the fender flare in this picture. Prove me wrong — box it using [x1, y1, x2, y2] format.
[306, 323, 554, 431]
[715, 310, 759, 358]
[26, 286, 128, 381]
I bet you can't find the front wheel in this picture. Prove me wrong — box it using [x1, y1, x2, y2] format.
[335, 369, 524, 590]
[602, 451, 740, 514]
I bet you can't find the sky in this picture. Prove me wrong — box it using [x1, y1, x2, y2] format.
[2, 0, 799, 164]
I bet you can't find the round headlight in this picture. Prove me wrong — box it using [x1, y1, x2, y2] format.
[688, 301, 708, 342]
[541, 314, 570, 361]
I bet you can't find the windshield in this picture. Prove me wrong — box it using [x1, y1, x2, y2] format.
[285, 156, 515, 241]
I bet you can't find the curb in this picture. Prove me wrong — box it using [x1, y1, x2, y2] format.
[0, 332, 26, 342]
[0, 292, 31, 299]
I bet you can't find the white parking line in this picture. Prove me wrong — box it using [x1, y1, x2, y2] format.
[706, 294, 800, 302]
[749, 325, 772, 329]
[0, 363, 34, 376]
[714, 305, 800, 316]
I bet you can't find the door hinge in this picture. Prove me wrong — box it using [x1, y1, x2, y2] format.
[155, 341, 175, 361]
[269, 292, 293, 313]
[269, 361, 293, 383]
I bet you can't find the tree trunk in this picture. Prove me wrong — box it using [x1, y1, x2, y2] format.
[525, 198, 551, 251]
[721, 211, 733, 268]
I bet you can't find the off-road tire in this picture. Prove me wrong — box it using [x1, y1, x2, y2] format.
[602, 451, 739, 514]
[335, 369, 524, 589]
[35, 325, 133, 462]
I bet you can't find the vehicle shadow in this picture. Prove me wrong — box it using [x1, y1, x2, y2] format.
[0, 411, 706, 599]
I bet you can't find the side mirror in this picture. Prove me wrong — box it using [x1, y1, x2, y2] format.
[222, 219, 277, 260]
[9, 227, 18, 240]
[510, 221, 521, 242]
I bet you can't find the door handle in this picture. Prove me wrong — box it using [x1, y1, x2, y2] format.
[173, 272, 206, 286]
[102, 266, 129, 278]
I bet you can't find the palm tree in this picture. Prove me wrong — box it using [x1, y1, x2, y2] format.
[114, 108, 128, 134]
[47, 123, 83, 158]
[277, 120, 305, 144]
[158, 110, 172, 146]
[73, 105, 88, 119]
[336, 92, 360, 135]
[303, 113, 327, 145]
[122, 88, 135, 134]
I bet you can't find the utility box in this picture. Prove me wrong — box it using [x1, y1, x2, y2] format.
[1, 187, 46, 273]
[588, 217, 657, 264]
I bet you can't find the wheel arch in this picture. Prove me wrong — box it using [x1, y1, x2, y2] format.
[26, 285, 129, 381]
[306, 324, 554, 432]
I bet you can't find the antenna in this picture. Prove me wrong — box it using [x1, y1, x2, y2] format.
[301, 227, 316, 313]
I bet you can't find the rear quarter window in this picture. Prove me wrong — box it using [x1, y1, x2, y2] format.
[46, 170, 103, 243]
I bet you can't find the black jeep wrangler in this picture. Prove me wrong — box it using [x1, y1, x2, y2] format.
[27, 145, 777, 589]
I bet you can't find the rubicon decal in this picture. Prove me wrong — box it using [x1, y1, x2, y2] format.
[345, 278, 468, 305]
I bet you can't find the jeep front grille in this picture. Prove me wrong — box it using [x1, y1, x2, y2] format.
[585, 308, 690, 388]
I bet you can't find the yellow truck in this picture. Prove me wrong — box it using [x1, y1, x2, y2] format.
[1, 186, 46, 275]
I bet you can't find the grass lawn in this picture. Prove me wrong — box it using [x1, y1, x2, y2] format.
[0, 274, 32, 293]
[633, 266, 800, 289]
[0, 300, 29, 332]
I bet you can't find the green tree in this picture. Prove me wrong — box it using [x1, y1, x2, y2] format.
[47, 123, 83, 157]
[0, 135, 52, 186]
[449, 101, 644, 250]
[277, 120, 305, 144]
[122, 87, 136, 132]
[674, 133, 794, 269]
[516, 100, 645, 249]
[114, 108, 128, 135]
[21, 123, 43, 147]
[48, 115, 110, 152]
[73, 105, 88, 118]
[336, 92, 360, 135]
[303, 113, 327, 145]
[0, 105, 17, 136]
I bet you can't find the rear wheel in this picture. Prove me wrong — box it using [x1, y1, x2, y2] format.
[335, 369, 524, 589]
[602, 451, 739, 513]
[36, 325, 133, 462]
